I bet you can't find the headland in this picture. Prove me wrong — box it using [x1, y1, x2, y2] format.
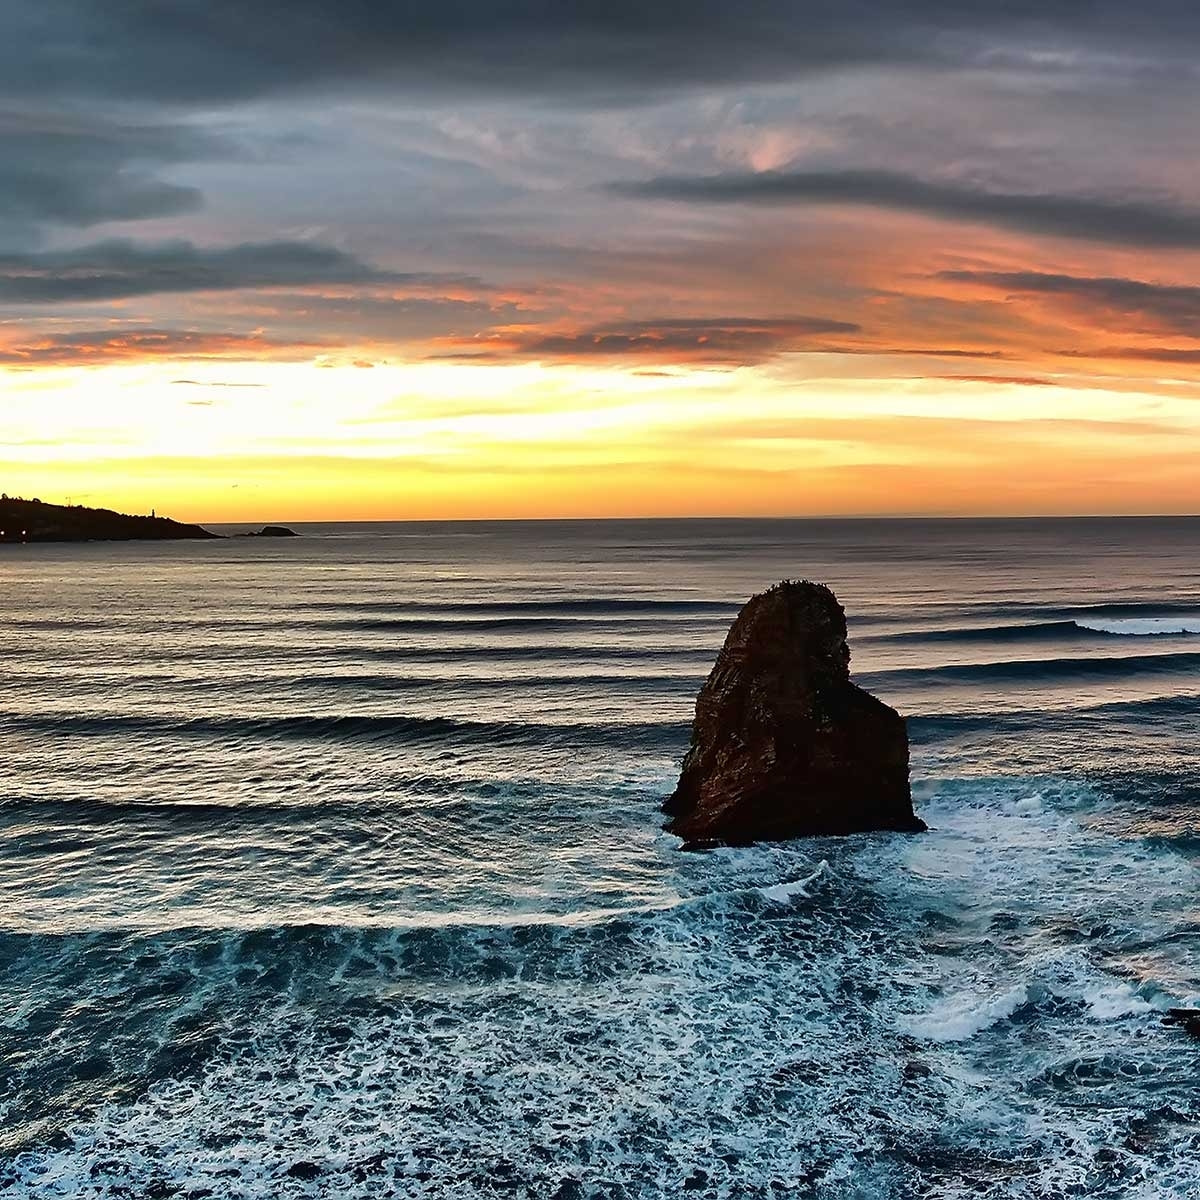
[0, 496, 217, 543]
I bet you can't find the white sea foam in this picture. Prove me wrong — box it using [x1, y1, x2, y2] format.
[8, 777, 1200, 1200]
[1085, 981, 1155, 1020]
[899, 958, 1159, 1043]
[759, 859, 830, 903]
[11, 779, 1200, 1200]
[898, 982, 1031, 1042]
[1075, 614, 1200, 636]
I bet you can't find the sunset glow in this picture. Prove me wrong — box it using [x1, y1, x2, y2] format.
[4, 6, 1200, 519]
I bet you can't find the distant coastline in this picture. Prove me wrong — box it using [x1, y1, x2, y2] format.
[0, 495, 217, 543]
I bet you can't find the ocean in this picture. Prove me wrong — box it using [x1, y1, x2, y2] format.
[2, 517, 1199, 1198]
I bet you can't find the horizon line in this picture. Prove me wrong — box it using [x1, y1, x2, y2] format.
[200, 511, 1200, 525]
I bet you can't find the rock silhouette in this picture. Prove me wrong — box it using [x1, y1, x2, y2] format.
[0, 496, 217, 543]
[664, 580, 924, 844]
[1164, 1008, 1200, 1038]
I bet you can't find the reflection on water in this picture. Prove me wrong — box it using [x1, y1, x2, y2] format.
[1, 518, 1199, 1197]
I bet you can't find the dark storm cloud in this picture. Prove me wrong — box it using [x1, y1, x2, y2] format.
[0, 240, 445, 303]
[4, 2, 1199, 106]
[0, 109, 227, 237]
[612, 169, 1200, 249]
[0, 156, 198, 227]
[941, 271, 1200, 333]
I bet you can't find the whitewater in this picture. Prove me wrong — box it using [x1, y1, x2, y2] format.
[1, 517, 1199, 1198]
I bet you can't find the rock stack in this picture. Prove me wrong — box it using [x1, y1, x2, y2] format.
[664, 580, 924, 844]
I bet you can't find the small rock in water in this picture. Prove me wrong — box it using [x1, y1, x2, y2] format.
[664, 579, 924, 844]
[1163, 1008, 1200, 1037]
[285, 1161, 322, 1180]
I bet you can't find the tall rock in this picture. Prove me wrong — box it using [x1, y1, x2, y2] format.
[664, 580, 924, 844]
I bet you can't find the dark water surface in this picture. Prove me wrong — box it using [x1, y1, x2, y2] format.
[2, 517, 1199, 1197]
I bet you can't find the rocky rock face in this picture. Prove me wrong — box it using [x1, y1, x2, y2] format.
[664, 580, 924, 844]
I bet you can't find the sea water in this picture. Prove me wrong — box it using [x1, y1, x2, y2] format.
[1, 517, 1199, 1198]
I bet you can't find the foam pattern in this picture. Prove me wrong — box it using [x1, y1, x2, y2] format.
[5, 782, 1200, 1200]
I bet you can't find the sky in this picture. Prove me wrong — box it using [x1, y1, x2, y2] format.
[3, 2, 1200, 520]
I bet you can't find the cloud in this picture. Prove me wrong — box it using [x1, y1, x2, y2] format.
[0, 239, 422, 303]
[0, 108, 231, 236]
[248, 292, 529, 343]
[942, 374, 1060, 387]
[0, 3, 984, 105]
[676, 413, 1184, 450]
[442, 315, 860, 365]
[0, 158, 199, 232]
[870, 348, 1007, 359]
[940, 270, 1200, 335]
[612, 169, 1200, 248]
[3, 2, 1199, 107]
[0, 329, 320, 366]
[1071, 346, 1200, 364]
[171, 379, 267, 389]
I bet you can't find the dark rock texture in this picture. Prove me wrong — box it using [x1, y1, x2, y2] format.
[1164, 1008, 1200, 1038]
[243, 525, 299, 538]
[664, 579, 924, 844]
[0, 496, 217, 543]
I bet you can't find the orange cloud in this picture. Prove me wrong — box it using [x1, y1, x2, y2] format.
[0, 329, 326, 367]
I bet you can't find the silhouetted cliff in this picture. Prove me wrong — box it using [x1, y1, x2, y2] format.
[0, 496, 218, 543]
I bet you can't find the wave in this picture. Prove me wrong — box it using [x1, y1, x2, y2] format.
[348, 643, 715, 664]
[863, 649, 1200, 687]
[0, 770, 660, 821]
[1085, 692, 1200, 720]
[911, 691, 1200, 737]
[759, 859, 831, 904]
[8, 643, 713, 666]
[0, 872, 824, 944]
[1064, 600, 1200, 618]
[290, 598, 734, 616]
[870, 613, 1200, 646]
[311, 614, 723, 634]
[869, 620, 1091, 644]
[130, 670, 695, 693]
[898, 981, 1032, 1042]
[899, 976, 1157, 1044]
[296, 670, 699, 693]
[1074, 616, 1200, 636]
[0, 710, 688, 750]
